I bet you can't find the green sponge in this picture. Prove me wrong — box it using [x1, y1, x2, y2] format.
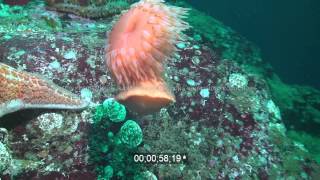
[93, 98, 126, 123]
[98, 165, 113, 180]
[119, 120, 143, 148]
[103, 98, 126, 122]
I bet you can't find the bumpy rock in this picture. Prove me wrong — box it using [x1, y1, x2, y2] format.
[45, 0, 130, 18]
[37, 113, 64, 134]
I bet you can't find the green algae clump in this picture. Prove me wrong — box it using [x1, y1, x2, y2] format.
[103, 98, 126, 122]
[97, 165, 114, 180]
[93, 98, 126, 123]
[119, 120, 143, 148]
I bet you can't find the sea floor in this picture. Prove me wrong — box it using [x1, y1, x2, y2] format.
[0, 0, 320, 179]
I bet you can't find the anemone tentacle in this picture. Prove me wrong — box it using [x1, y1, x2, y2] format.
[106, 0, 190, 88]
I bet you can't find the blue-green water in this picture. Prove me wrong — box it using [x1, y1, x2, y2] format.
[188, 0, 320, 89]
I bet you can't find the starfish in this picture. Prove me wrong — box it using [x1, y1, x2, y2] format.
[0, 63, 88, 118]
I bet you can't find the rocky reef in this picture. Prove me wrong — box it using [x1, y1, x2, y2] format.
[45, 0, 131, 18]
[0, 0, 319, 179]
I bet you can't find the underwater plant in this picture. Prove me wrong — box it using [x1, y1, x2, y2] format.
[106, 0, 190, 114]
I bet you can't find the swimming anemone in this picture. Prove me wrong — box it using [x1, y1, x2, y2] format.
[106, 0, 189, 114]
